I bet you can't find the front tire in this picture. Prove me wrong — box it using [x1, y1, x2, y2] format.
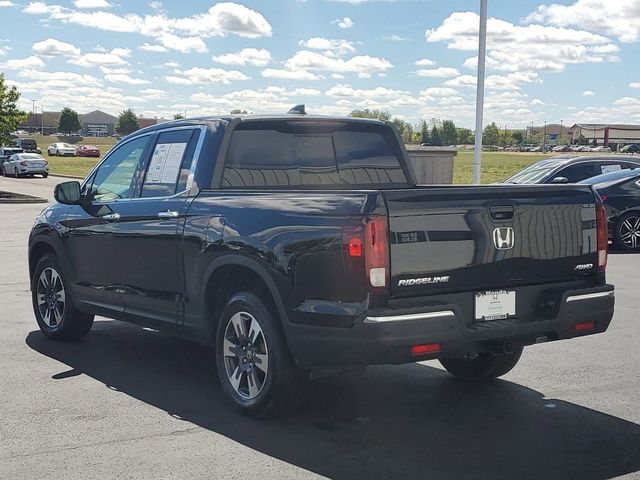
[440, 347, 524, 382]
[614, 212, 640, 251]
[31, 254, 94, 341]
[215, 292, 306, 418]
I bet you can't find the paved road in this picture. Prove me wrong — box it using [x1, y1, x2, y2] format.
[0, 174, 70, 202]
[1, 179, 639, 480]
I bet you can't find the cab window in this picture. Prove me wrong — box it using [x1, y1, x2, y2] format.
[88, 136, 150, 202]
[139, 129, 199, 198]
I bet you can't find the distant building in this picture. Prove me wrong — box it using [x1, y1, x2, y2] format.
[138, 115, 169, 129]
[18, 109, 168, 137]
[525, 124, 571, 144]
[569, 124, 640, 147]
[20, 111, 61, 135]
[78, 110, 118, 137]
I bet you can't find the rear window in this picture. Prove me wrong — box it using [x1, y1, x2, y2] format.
[19, 139, 36, 146]
[222, 121, 408, 188]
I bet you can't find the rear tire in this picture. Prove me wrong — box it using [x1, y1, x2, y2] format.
[439, 347, 524, 382]
[215, 292, 307, 418]
[42, 173, 48, 178]
[613, 212, 640, 251]
[31, 254, 94, 341]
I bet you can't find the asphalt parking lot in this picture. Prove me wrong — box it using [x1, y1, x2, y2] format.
[1, 175, 640, 480]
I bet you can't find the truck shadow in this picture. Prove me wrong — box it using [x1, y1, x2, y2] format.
[26, 321, 640, 480]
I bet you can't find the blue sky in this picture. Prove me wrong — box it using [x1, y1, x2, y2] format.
[0, 0, 639, 128]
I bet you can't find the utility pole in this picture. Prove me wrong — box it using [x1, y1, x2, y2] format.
[543, 121, 547, 152]
[41, 103, 45, 134]
[472, 0, 488, 184]
[560, 119, 563, 144]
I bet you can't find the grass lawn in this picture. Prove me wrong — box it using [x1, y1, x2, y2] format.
[454, 151, 547, 184]
[27, 134, 116, 177]
[24, 133, 548, 183]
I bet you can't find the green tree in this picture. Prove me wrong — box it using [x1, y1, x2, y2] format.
[58, 107, 81, 135]
[0, 73, 28, 146]
[512, 131, 525, 145]
[230, 109, 248, 114]
[441, 120, 457, 145]
[577, 134, 587, 145]
[173, 113, 185, 119]
[348, 108, 391, 121]
[456, 127, 473, 144]
[430, 125, 442, 146]
[482, 122, 500, 146]
[116, 109, 140, 135]
[419, 120, 430, 144]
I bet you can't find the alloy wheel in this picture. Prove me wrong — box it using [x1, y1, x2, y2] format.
[36, 267, 65, 328]
[222, 311, 269, 399]
[619, 215, 640, 249]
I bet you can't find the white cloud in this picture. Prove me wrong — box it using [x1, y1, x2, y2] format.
[415, 67, 459, 77]
[261, 68, 320, 80]
[582, 90, 595, 96]
[415, 58, 435, 67]
[105, 73, 150, 85]
[525, 0, 640, 43]
[383, 34, 410, 41]
[0, 1, 15, 7]
[298, 37, 356, 56]
[72, 49, 129, 67]
[531, 98, 545, 105]
[32, 38, 80, 57]
[139, 43, 168, 52]
[166, 66, 249, 85]
[140, 88, 167, 99]
[419, 87, 459, 97]
[23, 2, 272, 54]
[148, 1, 162, 8]
[74, 0, 110, 8]
[190, 86, 323, 114]
[212, 48, 271, 66]
[172, 2, 272, 39]
[284, 50, 392, 78]
[630, 82, 640, 89]
[332, 16, 353, 29]
[445, 72, 542, 90]
[155, 33, 207, 53]
[325, 84, 422, 108]
[1, 56, 45, 69]
[427, 11, 620, 74]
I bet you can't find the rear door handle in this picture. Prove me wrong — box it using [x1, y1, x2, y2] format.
[157, 210, 179, 219]
[101, 212, 120, 221]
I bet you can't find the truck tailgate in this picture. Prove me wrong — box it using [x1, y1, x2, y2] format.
[383, 185, 599, 296]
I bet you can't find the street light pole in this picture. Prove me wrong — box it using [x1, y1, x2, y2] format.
[543, 121, 547, 152]
[472, 0, 488, 184]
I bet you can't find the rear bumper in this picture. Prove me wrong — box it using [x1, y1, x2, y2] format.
[17, 166, 48, 175]
[286, 284, 615, 367]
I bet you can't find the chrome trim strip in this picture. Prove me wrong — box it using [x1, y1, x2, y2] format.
[363, 310, 455, 324]
[566, 290, 614, 303]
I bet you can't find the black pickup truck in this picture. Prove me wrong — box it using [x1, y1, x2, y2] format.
[29, 113, 615, 417]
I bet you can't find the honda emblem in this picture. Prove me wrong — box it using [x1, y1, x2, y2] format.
[493, 227, 514, 250]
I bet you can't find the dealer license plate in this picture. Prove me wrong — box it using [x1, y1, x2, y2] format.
[475, 290, 516, 321]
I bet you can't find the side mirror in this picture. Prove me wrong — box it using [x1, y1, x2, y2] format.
[54, 181, 82, 205]
[551, 176, 569, 184]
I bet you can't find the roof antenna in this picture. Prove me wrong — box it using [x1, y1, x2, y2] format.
[287, 104, 306, 115]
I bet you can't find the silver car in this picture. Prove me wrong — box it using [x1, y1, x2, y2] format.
[3, 153, 49, 178]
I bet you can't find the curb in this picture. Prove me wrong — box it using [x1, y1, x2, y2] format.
[0, 192, 48, 204]
[50, 173, 84, 180]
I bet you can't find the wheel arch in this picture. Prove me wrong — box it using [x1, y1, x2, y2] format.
[28, 237, 63, 283]
[201, 254, 293, 347]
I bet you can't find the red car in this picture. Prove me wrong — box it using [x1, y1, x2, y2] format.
[76, 145, 100, 157]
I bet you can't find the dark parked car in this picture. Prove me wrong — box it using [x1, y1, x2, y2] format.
[0, 147, 24, 175]
[579, 168, 640, 250]
[15, 138, 41, 154]
[621, 144, 640, 154]
[29, 113, 614, 417]
[504, 156, 640, 184]
[76, 145, 100, 157]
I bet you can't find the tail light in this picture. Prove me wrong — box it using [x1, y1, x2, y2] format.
[343, 216, 390, 292]
[596, 203, 608, 271]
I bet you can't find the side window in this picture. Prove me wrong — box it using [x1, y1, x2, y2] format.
[88, 136, 150, 202]
[557, 162, 595, 182]
[140, 129, 198, 198]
